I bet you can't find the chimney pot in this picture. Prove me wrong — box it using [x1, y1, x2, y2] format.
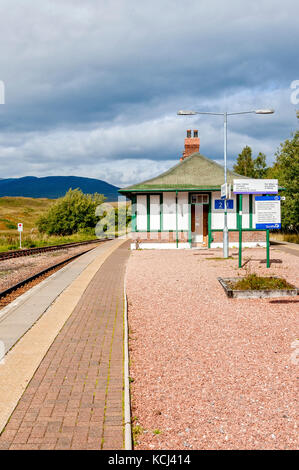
[181, 129, 200, 160]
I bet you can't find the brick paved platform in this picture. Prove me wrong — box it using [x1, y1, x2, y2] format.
[0, 240, 130, 450]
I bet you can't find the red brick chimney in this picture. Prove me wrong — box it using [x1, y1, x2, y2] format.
[180, 130, 200, 160]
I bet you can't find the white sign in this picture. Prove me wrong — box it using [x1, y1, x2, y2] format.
[221, 183, 231, 199]
[255, 196, 281, 229]
[233, 179, 278, 194]
[18, 223, 23, 232]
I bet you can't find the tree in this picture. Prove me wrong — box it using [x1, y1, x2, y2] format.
[37, 188, 106, 235]
[253, 152, 268, 178]
[233, 146, 255, 177]
[268, 116, 299, 231]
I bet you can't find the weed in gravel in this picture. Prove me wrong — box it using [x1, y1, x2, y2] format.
[0, 269, 13, 277]
[153, 429, 162, 435]
[132, 416, 143, 446]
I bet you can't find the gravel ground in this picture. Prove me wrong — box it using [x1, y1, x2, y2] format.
[0, 243, 100, 292]
[126, 247, 298, 450]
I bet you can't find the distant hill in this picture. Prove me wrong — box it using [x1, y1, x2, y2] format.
[0, 176, 120, 200]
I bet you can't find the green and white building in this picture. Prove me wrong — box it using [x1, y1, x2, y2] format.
[119, 130, 268, 250]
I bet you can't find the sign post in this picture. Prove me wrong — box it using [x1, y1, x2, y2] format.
[255, 195, 281, 268]
[238, 195, 242, 268]
[266, 230, 270, 268]
[233, 180, 280, 269]
[18, 223, 23, 249]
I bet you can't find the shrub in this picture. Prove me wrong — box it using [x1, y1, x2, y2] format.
[230, 273, 293, 290]
[37, 188, 106, 236]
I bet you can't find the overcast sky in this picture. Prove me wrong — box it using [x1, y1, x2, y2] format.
[0, 0, 298, 187]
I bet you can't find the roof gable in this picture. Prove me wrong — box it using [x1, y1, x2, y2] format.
[119, 152, 248, 192]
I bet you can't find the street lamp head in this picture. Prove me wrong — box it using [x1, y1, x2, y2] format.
[255, 109, 275, 114]
[177, 110, 198, 115]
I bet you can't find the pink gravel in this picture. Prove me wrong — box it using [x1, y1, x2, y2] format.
[126, 247, 299, 450]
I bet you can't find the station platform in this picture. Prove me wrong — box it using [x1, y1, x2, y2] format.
[0, 238, 130, 450]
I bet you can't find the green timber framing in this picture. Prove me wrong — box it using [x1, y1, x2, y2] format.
[126, 191, 265, 249]
[118, 152, 282, 249]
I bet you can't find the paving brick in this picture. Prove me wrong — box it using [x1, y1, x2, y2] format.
[0, 241, 130, 450]
[0, 442, 10, 450]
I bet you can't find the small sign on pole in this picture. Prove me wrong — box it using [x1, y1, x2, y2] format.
[18, 223, 23, 249]
[215, 199, 234, 210]
[221, 183, 231, 199]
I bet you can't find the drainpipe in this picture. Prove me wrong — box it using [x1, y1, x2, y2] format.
[238, 194, 243, 268]
[176, 190, 178, 248]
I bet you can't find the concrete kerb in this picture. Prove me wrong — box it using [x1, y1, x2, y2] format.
[0, 260, 77, 325]
[124, 274, 132, 450]
[0, 238, 127, 434]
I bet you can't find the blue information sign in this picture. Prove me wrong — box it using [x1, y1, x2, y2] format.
[256, 223, 281, 229]
[255, 196, 280, 201]
[255, 196, 281, 230]
[215, 199, 234, 210]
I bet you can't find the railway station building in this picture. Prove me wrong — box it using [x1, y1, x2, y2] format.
[119, 130, 267, 250]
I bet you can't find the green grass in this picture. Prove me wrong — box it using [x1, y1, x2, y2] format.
[0, 231, 98, 252]
[0, 196, 101, 251]
[270, 232, 299, 244]
[229, 273, 293, 291]
[282, 234, 299, 244]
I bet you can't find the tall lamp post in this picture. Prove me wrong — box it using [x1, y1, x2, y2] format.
[177, 108, 274, 258]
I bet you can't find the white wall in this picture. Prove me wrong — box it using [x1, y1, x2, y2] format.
[211, 191, 237, 229]
[163, 192, 176, 230]
[150, 195, 160, 230]
[241, 194, 249, 229]
[136, 195, 147, 231]
[177, 192, 189, 230]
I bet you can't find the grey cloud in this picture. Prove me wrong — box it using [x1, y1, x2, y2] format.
[0, 0, 298, 185]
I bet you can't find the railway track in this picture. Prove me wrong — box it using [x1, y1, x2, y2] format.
[0, 238, 106, 261]
[0, 239, 109, 307]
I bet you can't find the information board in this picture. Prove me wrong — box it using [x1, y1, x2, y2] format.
[255, 196, 281, 229]
[233, 179, 278, 194]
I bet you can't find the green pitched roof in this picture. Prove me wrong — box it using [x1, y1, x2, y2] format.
[119, 152, 248, 193]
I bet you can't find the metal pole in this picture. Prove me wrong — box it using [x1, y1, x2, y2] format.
[238, 195, 243, 268]
[266, 229, 270, 268]
[176, 190, 178, 248]
[19, 231, 21, 249]
[223, 112, 229, 258]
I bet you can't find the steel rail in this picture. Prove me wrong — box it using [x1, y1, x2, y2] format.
[0, 238, 110, 261]
[0, 239, 109, 301]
